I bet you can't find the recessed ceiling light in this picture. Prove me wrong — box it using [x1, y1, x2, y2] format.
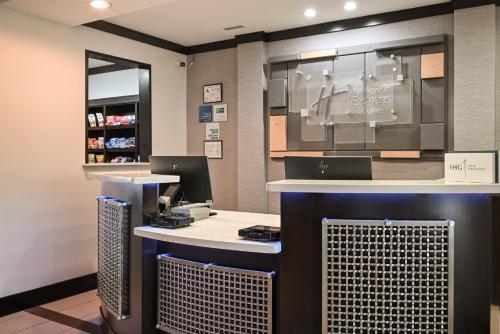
[344, 1, 357, 11]
[90, 0, 112, 9]
[304, 8, 317, 18]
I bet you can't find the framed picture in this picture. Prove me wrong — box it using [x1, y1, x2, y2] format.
[204, 140, 223, 159]
[203, 83, 223, 103]
[212, 104, 227, 122]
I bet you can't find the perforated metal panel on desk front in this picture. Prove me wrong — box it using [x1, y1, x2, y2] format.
[157, 255, 274, 334]
[97, 196, 130, 320]
[322, 219, 454, 334]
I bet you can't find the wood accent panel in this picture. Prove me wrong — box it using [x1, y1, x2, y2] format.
[300, 49, 338, 60]
[421, 53, 445, 79]
[270, 151, 325, 158]
[270, 116, 287, 152]
[380, 150, 421, 159]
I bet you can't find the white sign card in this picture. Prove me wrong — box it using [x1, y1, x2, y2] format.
[444, 152, 496, 184]
[212, 104, 227, 122]
[204, 140, 223, 159]
[203, 83, 222, 103]
[205, 122, 220, 140]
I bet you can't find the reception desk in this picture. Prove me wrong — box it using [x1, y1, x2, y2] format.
[91, 172, 280, 334]
[92, 172, 500, 334]
[267, 179, 500, 334]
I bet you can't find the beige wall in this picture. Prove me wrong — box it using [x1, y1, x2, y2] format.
[0, 7, 186, 297]
[186, 48, 238, 210]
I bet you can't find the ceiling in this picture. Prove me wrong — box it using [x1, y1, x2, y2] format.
[2, 0, 450, 46]
[88, 58, 114, 68]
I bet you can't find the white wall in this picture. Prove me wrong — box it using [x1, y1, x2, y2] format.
[88, 68, 139, 100]
[0, 7, 187, 298]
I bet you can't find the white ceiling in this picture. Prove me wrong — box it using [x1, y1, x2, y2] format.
[0, 0, 177, 26]
[2, 0, 450, 46]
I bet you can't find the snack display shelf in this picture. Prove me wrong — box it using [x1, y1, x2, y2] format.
[107, 147, 136, 153]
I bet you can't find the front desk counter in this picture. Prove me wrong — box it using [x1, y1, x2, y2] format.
[267, 179, 500, 334]
[94, 173, 500, 334]
[92, 171, 280, 334]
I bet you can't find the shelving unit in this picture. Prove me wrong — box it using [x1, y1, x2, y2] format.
[86, 95, 140, 163]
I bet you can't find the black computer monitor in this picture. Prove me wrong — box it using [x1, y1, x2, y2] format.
[150, 156, 213, 204]
[284, 156, 373, 180]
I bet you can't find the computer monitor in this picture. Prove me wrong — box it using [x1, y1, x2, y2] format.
[284, 156, 373, 180]
[150, 156, 213, 204]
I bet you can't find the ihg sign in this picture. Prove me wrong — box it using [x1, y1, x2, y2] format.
[445, 153, 496, 184]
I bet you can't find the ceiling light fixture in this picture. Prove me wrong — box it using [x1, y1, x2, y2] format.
[90, 0, 112, 9]
[304, 8, 317, 18]
[344, 1, 357, 11]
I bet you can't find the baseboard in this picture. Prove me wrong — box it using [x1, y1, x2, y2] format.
[0, 273, 97, 317]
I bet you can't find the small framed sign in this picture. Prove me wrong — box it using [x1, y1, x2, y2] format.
[212, 104, 227, 122]
[198, 105, 213, 123]
[204, 140, 223, 159]
[203, 83, 223, 103]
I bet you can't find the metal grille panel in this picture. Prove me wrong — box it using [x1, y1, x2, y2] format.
[157, 255, 274, 334]
[322, 219, 454, 334]
[97, 196, 130, 320]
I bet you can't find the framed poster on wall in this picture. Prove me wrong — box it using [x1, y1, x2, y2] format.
[204, 140, 223, 159]
[203, 83, 223, 103]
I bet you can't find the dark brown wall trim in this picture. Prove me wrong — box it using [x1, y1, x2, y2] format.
[0, 273, 97, 317]
[266, 3, 453, 43]
[187, 3, 453, 54]
[454, 0, 495, 9]
[88, 63, 132, 75]
[84, 0, 499, 56]
[84, 20, 188, 54]
[184, 39, 237, 54]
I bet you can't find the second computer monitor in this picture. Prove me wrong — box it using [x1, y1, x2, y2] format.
[150, 156, 213, 204]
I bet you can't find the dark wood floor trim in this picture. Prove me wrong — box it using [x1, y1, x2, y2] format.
[0, 273, 97, 317]
[26, 306, 104, 334]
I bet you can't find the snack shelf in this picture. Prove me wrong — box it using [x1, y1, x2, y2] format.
[86, 95, 140, 164]
[107, 147, 136, 153]
[105, 124, 136, 130]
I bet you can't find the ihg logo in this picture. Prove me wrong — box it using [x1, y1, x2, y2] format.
[319, 160, 329, 175]
[449, 159, 466, 175]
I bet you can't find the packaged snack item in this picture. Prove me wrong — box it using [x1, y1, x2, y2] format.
[96, 113, 104, 127]
[106, 116, 116, 126]
[88, 114, 97, 127]
[98, 137, 104, 149]
[96, 154, 105, 163]
[88, 154, 96, 163]
[88, 137, 99, 149]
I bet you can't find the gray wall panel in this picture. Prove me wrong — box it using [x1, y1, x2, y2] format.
[422, 78, 446, 123]
[186, 48, 238, 211]
[237, 42, 267, 213]
[454, 5, 496, 150]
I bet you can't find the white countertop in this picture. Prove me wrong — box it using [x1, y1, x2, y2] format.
[87, 171, 179, 184]
[266, 179, 500, 194]
[82, 162, 150, 167]
[134, 210, 281, 254]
